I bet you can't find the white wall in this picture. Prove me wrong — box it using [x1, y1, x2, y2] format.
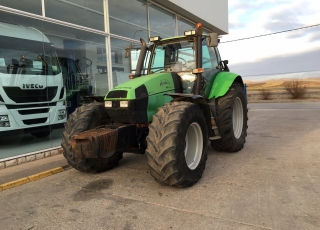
[169, 0, 228, 33]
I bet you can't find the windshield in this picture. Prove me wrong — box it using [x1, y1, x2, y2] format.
[0, 36, 61, 76]
[150, 38, 214, 74]
[151, 40, 195, 73]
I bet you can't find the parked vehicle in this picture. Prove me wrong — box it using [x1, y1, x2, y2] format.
[0, 22, 66, 138]
[62, 23, 248, 187]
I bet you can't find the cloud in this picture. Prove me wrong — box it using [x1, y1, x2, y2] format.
[228, 47, 320, 79]
[309, 31, 320, 42]
[228, 0, 320, 41]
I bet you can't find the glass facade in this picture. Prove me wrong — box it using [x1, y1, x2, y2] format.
[0, 0, 211, 160]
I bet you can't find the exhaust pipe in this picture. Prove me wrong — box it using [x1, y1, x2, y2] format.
[135, 38, 147, 77]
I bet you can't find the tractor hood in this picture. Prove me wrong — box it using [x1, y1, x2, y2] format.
[104, 72, 182, 124]
[105, 72, 181, 100]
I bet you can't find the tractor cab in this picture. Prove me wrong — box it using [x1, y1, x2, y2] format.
[147, 35, 222, 95]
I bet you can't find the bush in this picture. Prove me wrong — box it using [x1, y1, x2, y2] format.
[284, 79, 307, 99]
[259, 89, 272, 100]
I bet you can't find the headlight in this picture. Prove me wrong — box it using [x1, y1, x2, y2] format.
[120, 101, 129, 108]
[105, 101, 112, 108]
[184, 30, 196, 36]
[58, 109, 66, 115]
[58, 109, 66, 120]
[0, 115, 9, 121]
[0, 115, 10, 127]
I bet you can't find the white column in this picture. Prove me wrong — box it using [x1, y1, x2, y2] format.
[41, 0, 45, 17]
[104, 0, 113, 90]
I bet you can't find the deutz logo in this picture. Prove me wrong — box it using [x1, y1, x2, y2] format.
[22, 84, 44, 89]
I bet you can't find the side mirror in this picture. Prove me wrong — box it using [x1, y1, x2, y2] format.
[208, 32, 219, 47]
[220, 60, 229, 72]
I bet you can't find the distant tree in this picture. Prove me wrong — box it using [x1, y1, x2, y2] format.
[284, 79, 307, 99]
[259, 89, 272, 100]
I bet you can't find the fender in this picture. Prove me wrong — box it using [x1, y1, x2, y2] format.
[167, 93, 213, 137]
[208, 72, 244, 99]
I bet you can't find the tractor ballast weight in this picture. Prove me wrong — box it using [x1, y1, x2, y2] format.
[62, 23, 248, 187]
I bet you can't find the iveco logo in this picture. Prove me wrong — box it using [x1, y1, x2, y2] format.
[22, 84, 44, 89]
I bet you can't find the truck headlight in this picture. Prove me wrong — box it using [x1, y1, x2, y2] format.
[120, 101, 129, 108]
[0, 115, 10, 127]
[105, 101, 112, 108]
[58, 109, 66, 120]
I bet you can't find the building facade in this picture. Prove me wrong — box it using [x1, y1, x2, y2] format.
[0, 0, 227, 161]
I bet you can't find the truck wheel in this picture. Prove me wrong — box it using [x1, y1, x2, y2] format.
[146, 102, 208, 187]
[61, 102, 123, 172]
[210, 82, 248, 152]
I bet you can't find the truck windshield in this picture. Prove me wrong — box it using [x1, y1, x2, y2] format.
[0, 36, 61, 76]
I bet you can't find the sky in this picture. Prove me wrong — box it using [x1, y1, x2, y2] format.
[218, 0, 320, 81]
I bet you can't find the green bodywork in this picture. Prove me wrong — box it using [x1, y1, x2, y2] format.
[206, 71, 240, 99]
[104, 70, 240, 122]
[105, 73, 174, 121]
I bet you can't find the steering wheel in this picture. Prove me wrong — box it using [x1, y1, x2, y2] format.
[177, 57, 187, 65]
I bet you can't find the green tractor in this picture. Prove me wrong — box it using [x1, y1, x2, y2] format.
[62, 23, 248, 187]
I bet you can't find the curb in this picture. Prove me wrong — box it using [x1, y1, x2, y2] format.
[0, 165, 70, 192]
[0, 148, 63, 170]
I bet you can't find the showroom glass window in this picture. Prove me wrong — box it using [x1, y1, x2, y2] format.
[108, 0, 148, 41]
[178, 17, 194, 35]
[44, 0, 104, 31]
[111, 38, 134, 87]
[0, 13, 53, 157]
[0, 0, 42, 15]
[149, 4, 175, 38]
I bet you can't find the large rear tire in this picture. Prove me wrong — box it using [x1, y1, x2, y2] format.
[61, 102, 123, 172]
[210, 82, 248, 152]
[146, 102, 208, 187]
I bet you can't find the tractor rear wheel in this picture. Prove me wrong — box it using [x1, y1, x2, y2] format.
[210, 82, 248, 152]
[61, 102, 123, 172]
[146, 101, 208, 187]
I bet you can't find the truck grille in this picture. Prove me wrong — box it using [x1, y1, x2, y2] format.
[5, 102, 57, 110]
[23, 118, 48, 125]
[18, 108, 50, 115]
[3, 87, 58, 103]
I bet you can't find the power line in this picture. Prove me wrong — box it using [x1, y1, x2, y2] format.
[244, 69, 320, 77]
[221, 23, 320, 43]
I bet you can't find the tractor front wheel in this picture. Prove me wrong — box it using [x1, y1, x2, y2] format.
[146, 102, 208, 187]
[210, 82, 248, 152]
[61, 102, 123, 172]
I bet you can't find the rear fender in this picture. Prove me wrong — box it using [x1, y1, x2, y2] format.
[167, 93, 213, 137]
[208, 72, 243, 99]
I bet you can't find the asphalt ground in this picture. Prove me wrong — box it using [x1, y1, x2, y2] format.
[0, 102, 319, 230]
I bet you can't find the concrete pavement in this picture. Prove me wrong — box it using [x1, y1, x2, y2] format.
[0, 102, 319, 230]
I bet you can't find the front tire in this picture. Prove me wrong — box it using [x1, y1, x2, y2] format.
[61, 102, 123, 172]
[210, 82, 248, 152]
[146, 102, 208, 187]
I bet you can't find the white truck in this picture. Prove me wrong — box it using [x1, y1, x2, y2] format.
[0, 22, 66, 138]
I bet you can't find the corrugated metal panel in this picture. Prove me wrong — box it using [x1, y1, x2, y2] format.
[168, 0, 228, 34]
